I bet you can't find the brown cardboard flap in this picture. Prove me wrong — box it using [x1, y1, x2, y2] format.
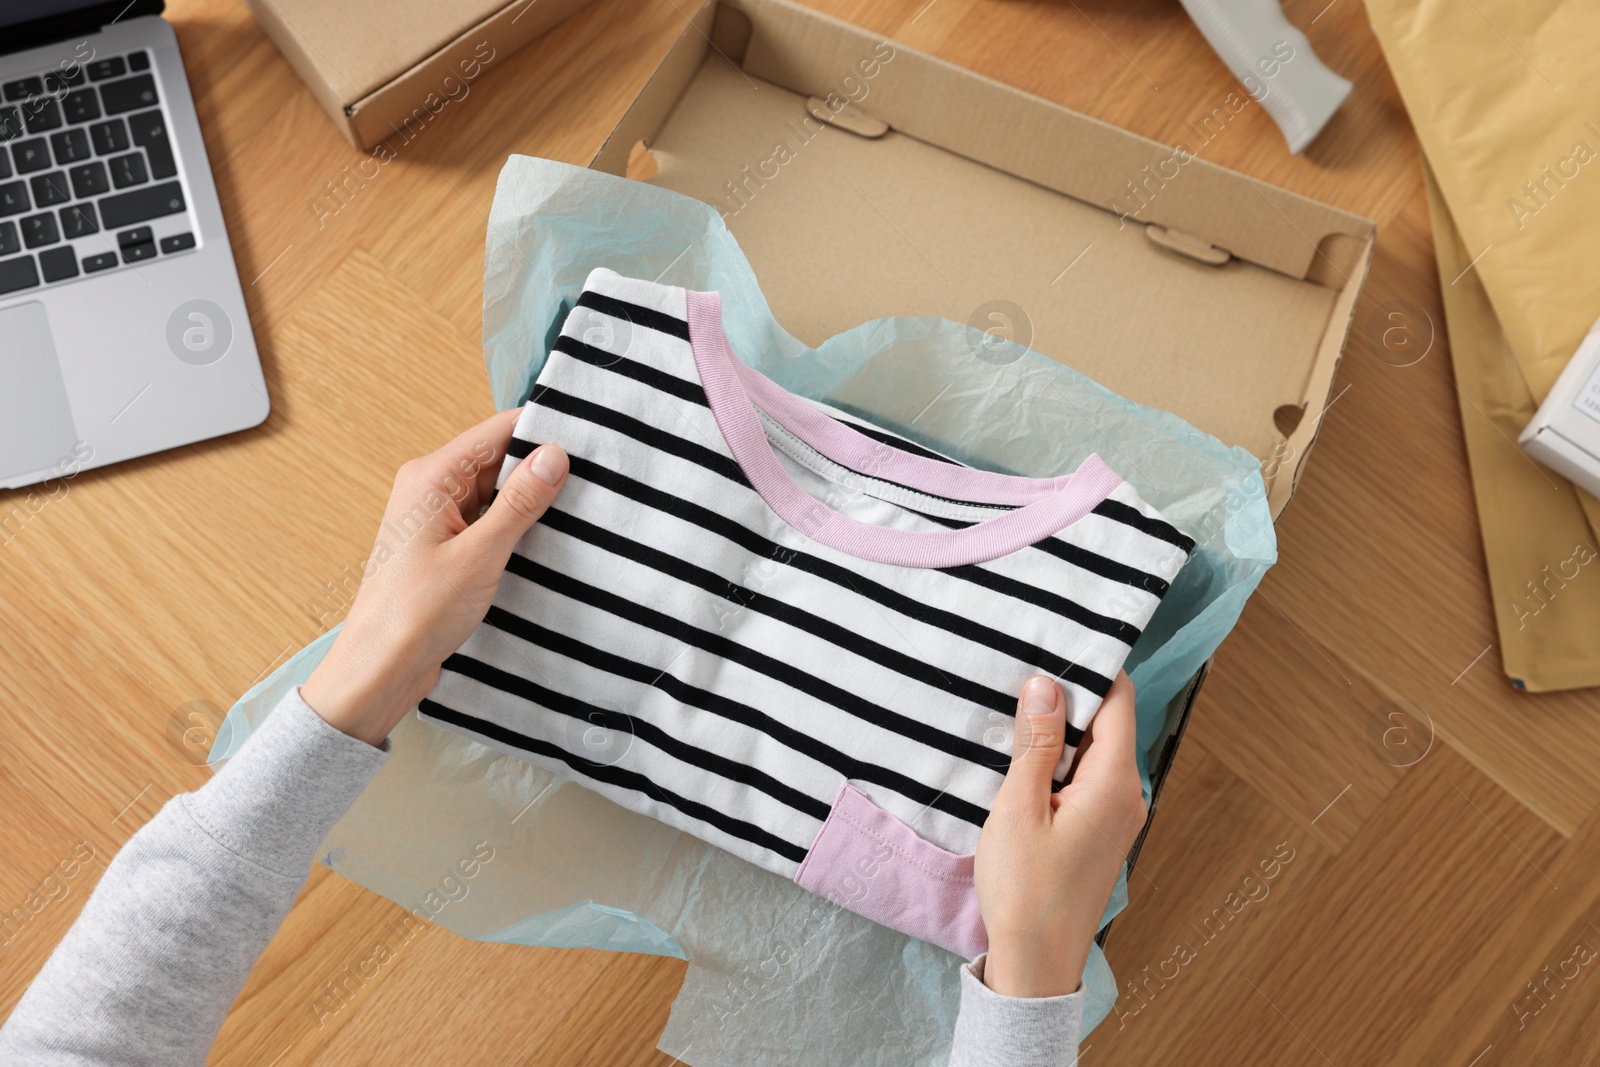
[244, 0, 593, 149]
[593, 0, 1375, 514]
[591, 2, 720, 177]
[346, 0, 592, 149]
[246, 0, 519, 105]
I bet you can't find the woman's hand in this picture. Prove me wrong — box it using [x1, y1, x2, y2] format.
[301, 408, 568, 746]
[975, 672, 1147, 998]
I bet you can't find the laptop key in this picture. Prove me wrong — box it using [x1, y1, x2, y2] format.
[21, 213, 59, 248]
[109, 152, 147, 188]
[60, 203, 97, 238]
[87, 58, 127, 82]
[83, 251, 116, 272]
[44, 68, 86, 94]
[90, 118, 128, 155]
[0, 180, 28, 216]
[126, 111, 175, 179]
[0, 254, 38, 294]
[121, 240, 156, 263]
[62, 89, 100, 124]
[160, 232, 195, 254]
[30, 172, 69, 207]
[3, 78, 43, 102]
[0, 107, 21, 141]
[50, 128, 90, 165]
[38, 246, 77, 282]
[23, 98, 63, 134]
[98, 181, 183, 229]
[12, 138, 49, 173]
[0, 221, 16, 255]
[69, 161, 108, 197]
[118, 226, 153, 248]
[100, 75, 159, 116]
[127, 52, 150, 72]
[0, 149, 9, 180]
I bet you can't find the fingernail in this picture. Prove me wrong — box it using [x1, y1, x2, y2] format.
[528, 446, 568, 487]
[1020, 676, 1056, 719]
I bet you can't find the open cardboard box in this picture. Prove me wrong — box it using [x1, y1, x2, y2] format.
[245, 0, 594, 148]
[589, 0, 1373, 888]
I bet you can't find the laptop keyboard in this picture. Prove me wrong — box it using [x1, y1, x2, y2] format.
[0, 48, 194, 297]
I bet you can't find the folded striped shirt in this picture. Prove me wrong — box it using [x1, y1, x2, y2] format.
[421, 268, 1193, 958]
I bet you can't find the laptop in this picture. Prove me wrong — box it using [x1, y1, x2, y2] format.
[0, 0, 266, 492]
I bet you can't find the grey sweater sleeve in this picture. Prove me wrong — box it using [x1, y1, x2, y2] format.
[0, 688, 388, 1067]
[948, 954, 1083, 1066]
[0, 687, 1078, 1066]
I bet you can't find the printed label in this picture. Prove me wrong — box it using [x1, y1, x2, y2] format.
[1574, 348, 1600, 425]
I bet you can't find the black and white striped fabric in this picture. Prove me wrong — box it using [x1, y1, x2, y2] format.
[421, 268, 1193, 879]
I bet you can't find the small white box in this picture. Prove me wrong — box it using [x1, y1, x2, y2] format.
[1521, 316, 1600, 499]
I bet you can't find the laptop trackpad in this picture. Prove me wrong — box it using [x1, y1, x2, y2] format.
[0, 302, 79, 482]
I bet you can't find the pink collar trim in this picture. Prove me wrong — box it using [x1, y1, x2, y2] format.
[683, 289, 1124, 569]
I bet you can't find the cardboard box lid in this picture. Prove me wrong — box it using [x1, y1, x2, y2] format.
[244, 0, 593, 147]
[594, 0, 1375, 516]
[248, 0, 515, 107]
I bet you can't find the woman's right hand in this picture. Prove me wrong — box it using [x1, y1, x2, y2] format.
[301, 408, 569, 747]
[974, 672, 1147, 997]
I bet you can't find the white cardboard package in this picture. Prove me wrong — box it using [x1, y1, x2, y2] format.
[1521, 313, 1600, 499]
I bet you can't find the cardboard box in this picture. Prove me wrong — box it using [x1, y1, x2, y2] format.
[244, 0, 594, 149]
[1520, 312, 1600, 500]
[589, 0, 1375, 881]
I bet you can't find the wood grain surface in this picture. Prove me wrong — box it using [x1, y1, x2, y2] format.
[2, 1, 1594, 1064]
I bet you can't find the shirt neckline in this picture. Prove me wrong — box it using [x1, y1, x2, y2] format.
[682, 288, 1125, 568]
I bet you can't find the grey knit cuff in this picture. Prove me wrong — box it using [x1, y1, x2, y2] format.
[948, 953, 1083, 1067]
[180, 687, 390, 880]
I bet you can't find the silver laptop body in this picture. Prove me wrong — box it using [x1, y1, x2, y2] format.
[0, 1, 266, 492]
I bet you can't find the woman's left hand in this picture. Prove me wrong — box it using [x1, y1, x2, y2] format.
[975, 672, 1147, 997]
[301, 408, 568, 746]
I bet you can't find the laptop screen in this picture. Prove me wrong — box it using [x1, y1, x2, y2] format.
[0, 1, 112, 33]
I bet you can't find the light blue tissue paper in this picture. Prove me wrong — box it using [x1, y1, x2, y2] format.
[218, 154, 1275, 1065]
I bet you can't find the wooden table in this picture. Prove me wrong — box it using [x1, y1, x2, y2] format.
[3, 1, 1596, 1063]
